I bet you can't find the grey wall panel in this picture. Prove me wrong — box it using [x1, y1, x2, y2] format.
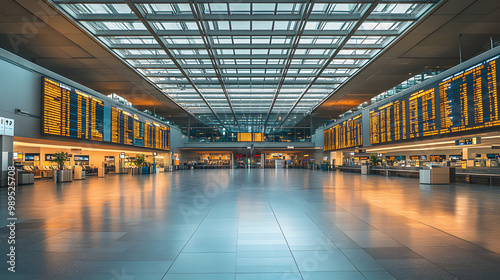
[362, 109, 371, 148]
[0, 47, 179, 153]
[0, 59, 42, 139]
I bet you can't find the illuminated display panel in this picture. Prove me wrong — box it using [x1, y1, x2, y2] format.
[42, 76, 170, 151]
[369, 54, 500, 145]
[370, 100, 406, 144]
[111, 107, 170, 150]
[323, 114, 362, 151]
[439, 56, 500, 133]
[237, 133, 264, 142]
[42, 77, 104, 141]
[253, 133, 264, 142]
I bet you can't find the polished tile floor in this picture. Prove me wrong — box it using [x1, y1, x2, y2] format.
[1, 169, 500, 279]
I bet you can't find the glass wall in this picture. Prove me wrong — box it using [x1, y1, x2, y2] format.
[186, 127, 311, 142]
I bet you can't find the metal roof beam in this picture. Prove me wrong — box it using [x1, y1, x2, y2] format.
[75, 13, 418, 22]
[278, 0, 382, 127]
[54, 0, 438, 4]
[147, 73, 351, 78]
[123, 0, 230, 132]
[94, 29, 399, 36]
[135, 64, 361, 69]
[109, 43, 384, 49]
[188, 0, 239, 127]
[124, 54, 373, 60]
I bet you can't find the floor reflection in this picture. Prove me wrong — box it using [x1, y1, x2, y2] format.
[0, 169, 499, 279]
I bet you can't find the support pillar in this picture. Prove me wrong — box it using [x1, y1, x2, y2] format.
[0, 135, 14, 187]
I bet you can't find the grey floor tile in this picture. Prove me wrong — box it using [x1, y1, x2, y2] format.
[292, 250, 358, 272]
[168, 252, 236, 273]
[301, 271, 366, 280]
[3, 169, 500, 279]
[163, 273, 235, 280]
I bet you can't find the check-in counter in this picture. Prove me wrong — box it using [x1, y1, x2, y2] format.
[420, 166, 450, 184]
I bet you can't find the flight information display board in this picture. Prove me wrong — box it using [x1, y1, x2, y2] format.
[43, 77, 104, 141]
[237, 133, 264, 142]
[323, 114, 362, 151]
[370, 100, 407, 144]
[42, 76, 170, 151]
[369, 53, 500, 145]
[110, 107, 170, 150]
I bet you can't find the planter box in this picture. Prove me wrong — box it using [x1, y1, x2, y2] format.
[56, 170, 72, 183]
[361, 165, 370, 175]
[130, 168, 140, 175]
[141, 166, 150, 174]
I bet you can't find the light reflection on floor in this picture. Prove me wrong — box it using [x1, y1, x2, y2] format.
[1, 169, 500, 280]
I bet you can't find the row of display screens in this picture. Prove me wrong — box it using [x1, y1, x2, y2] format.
[324, 53, 500, 151]
[15, 153, 117, 162]
[237, 133, 264, 142]
[323, 114, 362, 151]
[42, 77, 170, 150]
[379, 154, 498, 160]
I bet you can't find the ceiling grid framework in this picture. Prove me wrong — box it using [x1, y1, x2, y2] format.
[49, 0, 440, 132]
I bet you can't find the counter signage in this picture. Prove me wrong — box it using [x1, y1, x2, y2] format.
[455, 137, 481, 146]
[4, 118, 14, 136]
[0, 117, 14, 136]
[0, 117, 4, 135]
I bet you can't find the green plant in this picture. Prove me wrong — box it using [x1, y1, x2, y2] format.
[135, 154, 146, 168]
[54, 151, 68, 170]
[370, 154, 380, 166]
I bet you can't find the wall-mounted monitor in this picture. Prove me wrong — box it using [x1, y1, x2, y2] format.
[430, 155, 446, 161]
[74, 155, 89, 161]
[105, 156, 115, 161]
[25, 153, 40, 161]
[323, 114, 362, 151]
[42, 77, 104, 141]
[45, 154, 71, 161]
[386, 156, 406, 161]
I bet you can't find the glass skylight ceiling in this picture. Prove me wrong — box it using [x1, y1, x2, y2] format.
[51, 0, 439, 132]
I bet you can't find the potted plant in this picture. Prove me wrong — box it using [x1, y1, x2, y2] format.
[54, 151, 72, 182]
[135, 154, 149, 174]
[370, 154, 380, 167]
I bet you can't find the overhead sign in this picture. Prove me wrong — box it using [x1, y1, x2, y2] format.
[0, 117, 14, 136]
[455, 137, 481, 146]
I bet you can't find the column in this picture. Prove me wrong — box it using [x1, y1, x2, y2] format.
[0, 135, 14, 187]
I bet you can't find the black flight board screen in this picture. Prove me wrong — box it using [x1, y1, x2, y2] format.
[43, 77, 104, 141]
[42, 76, 170, 151]
[110, 107, 170, 150]
[323, 114, 362, 151]
[370, 53, 500, 145]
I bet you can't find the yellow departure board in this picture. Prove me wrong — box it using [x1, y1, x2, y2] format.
[238, 133, 253, 142]
[323, 114, 362, 151]
[408, 88, 437, 138]
[439, 57, 500, 133]
[43, 76, 170, 150]
[111, 107, 170, 150]
[42, 77, 104, 141]
[368, 53, 500, 146]
[237, 133, 263, 142]
[370, 100, 406, 144]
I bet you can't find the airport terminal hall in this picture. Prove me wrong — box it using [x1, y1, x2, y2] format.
[4, 0, 500, 279]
